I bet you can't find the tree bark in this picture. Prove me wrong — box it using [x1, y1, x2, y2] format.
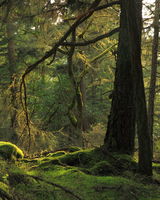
[127, 0, 152, 175]
[148, 0, 160, 153]
[103, 0, 152, 175]
[104, 0, 136, 155]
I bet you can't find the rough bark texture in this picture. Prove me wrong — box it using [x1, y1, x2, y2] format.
[104, 0, 136, 155]
[126, 0, 152, 175]
[104, 0, 152, 175]
[148, 0, 160, 152]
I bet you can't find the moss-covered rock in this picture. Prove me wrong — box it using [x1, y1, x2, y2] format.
[57, 149, 92, 166]
[90, 161, 117, 176]
[0, 142, 24, 161]
[113, 154, 137, 171]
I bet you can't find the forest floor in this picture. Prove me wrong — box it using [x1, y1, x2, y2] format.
[1, 148, 160, 200]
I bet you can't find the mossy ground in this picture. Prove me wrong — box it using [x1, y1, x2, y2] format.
[0, 148, 160, 200]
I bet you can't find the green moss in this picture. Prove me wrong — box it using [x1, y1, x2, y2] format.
[47, 151, 66, 157]
[35, 149, 139, 179]
[57, 148, 109, 167]
[26, 164, 160, 200]
[90, 161, 117, 176]
[0, 141, 24, 161]
[8, 172, 55, 200]
[0, 181, 9, 193]
[65, 146, 81, 152]
[0, 149, 159, 200]
[0, 147, 159, 200]
[0, 177, 12, 200]
[38, 149, 93, 168]
[59, 150, 91, 166]
[8, 171, 36, 186]
[112, 153, 138, 171]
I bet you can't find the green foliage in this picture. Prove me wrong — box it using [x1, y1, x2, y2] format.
[0, 142, 24, 161]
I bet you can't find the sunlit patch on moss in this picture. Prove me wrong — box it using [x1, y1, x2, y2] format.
[0, 141, 24, 161]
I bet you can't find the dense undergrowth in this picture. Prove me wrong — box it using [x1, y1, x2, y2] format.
[0, 148, 160, 200]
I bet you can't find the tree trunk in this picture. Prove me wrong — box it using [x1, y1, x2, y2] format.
[103, 0, 152, 175]
[80, 75, 89, 131]
[127, 0, 152, 175]
[67, 30, 84, 132]
[148, 0, 160, 153]
[6, 0, 18, 132]
[103, 0, 136, 155]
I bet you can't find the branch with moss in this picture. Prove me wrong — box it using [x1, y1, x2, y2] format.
[19, 1, 101, 133]
[19, 0, 119, 136]
[26, 174, 83, 200]
[62, 28, 119, 47]
[20, 0, 120, 79]
[20, 0, 102, 79]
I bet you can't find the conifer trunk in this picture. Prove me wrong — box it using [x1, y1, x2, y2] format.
[104, 0, 136, 155]
[148, 0, 160, 152]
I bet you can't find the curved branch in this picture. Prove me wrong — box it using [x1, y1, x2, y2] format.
[20, 1, 120, 78]
[95, 1, 120, 11]
[21, 0, 102, 79]
[62, 27, 119, 47]
[19, 1, 102, 139]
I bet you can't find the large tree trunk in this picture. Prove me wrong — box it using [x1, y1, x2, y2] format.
[103, 0, 152, 175]
[148, 0, 160, 153]
[125, 0, 152, 175]
[103, 0, 136, 155]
